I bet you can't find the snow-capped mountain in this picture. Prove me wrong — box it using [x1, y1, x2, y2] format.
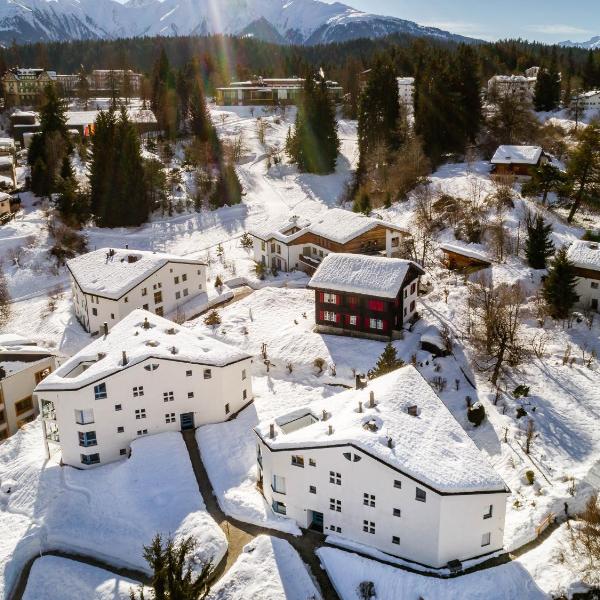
[0, 0, 476, 45]
[559, 36, 600, 50]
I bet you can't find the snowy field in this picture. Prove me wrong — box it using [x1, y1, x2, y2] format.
[207, 535, 322, 600]
[22, 555, 148, 600]
[0, 424, 226, 598]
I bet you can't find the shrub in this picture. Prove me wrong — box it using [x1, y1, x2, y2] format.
[358, 581, 376, 600]
[314, 357, 326, 373]
[253, 261, 267, 280]
[467, 403, 486, 427]
[214, 275, 223, 290]
[204, 310, 221, 328]
[513, 385, 530, 398]
[516, 406, 528, 419]
[240, 232, 253, 250]
[525, 470, 535, 485]
[48, 223, 87, 265]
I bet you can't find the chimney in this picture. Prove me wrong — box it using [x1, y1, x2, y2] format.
[97, 352, 106, 361]
[103, 322, 108, 337]
[328, 424, 333, 435]
[369, 391, 375, 408]
[269, 423, 275, 439]
[143, 317, 150, 329]
[122, 350, 128, 365]
[322, 409, 328, 421]
[387, 436, 394, 449]
[125, 244, 129, 249]
[355, 374, 361, 389]
[358, 401, 363, 413]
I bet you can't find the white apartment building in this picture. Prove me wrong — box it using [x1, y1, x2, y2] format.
[396, 77, 415, 109]
[566, 240, 600, 312]
[0, 335, 60, 441]
[35, 309, 253, 468]
[574, 90, 600, 111]
[249, 209, 410, 275]
[255, 366, 509, 569]
[68, 248, 207, 334]
[487, 74, 537, 100]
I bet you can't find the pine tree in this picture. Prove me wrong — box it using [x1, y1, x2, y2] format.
[189, 81, 213, 143]
[210, 163, 242, 209]
[525, 213, 554, 269]
[368, 343, 404, 379]
[454, 44, 482, 144]
[130, 534, 212, 600]
[77, 68, 90, 109]
[543, 248, 579, 319]
[566, 120, 600, 223]
[521, 162, 564, 205]
[60, 155, 74, 182]
[352, 189, 371, 215]
[286, 72, 339, 174]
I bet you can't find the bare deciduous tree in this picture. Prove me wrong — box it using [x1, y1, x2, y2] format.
[568, 494, 600, 586]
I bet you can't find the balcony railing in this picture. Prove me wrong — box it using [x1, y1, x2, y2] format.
[299, 254, 322, 269]
[45, 430, 60, 443]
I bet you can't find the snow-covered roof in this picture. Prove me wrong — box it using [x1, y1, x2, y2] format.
[0, 344, 56, 378]
[309, 253, 422, 298]
[397, 77, 415, 85]
[577, 90, 600, 99]
[12, 110, 157, 128]
[67, 248, 206, 300]
[0, 156, 14, 167]
[566, 240, 600, 272]
[439, 242, 491, 263]
[489, 75, 536, 84]
[249, 208, 408, 245]
[0, 138, 15, 147]
[36, 310, 251, 392]
[256, 366, 508, 494]
[491, 145, 543, 165]
[0, 333, 36, 347]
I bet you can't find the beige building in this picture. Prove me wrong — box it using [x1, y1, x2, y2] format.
[2, 68, 57, 107]
[0, 335, 60, 441]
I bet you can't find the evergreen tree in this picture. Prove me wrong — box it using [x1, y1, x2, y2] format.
[286, 72, 339, 174]
[89, 110, 117, 221]
[368, 343, 404, 379]
[189, 80, 214, 143]
[130, 534, 212, 600]
[543, 248, 579, 319]
[583, 50, 599, 89]
[521, 162, 564, 205]
[352, 188, 371, 215]
[210, 163, 242, 208]
[56, 177, 91, 227]
[565, 120, 600, 223]
[454, 44, 482, 144]
[357, 59, 401, 178]
[525, 213, 554, 269]
[77, 68, 90, 109]
[60, 155, 74, 182]
[533, 54, 561, 112]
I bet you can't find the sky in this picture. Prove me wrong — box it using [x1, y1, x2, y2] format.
[326, 0, 599, 43]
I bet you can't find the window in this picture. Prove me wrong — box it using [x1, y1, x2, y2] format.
[346, 296, 358, 307]
[142, 287, 147, 296]
[78, 431, 97, 447]
[242, 369, 247, 380]
[145, 363, 159, 371]
[186, 370, 192, 377]
[329, 471, 341, 485]
[155, 306, 164, 317]
[309, 485, 316, 494]
[120, 448, 127, 456]
[323, 292, 338, 304]
[176, 291, 181, 300]
[393, 508, 401, 517]
[291, 455, 305, 468]
[165, 413, 176, 424]
[410, 300, 416, 312]
[323, 311, 338, 323]
[143, 304, 149, 311]
[124, 296, 128, 303]
[115, 404, 122, 411]
[204, 369, 212, 379]
[309, 458, 316, 467]
[329, 525, 342, 533]
[392, 536, 400, 545]
[117, 426, 124, 433]
[416, 488, 427, 502]
[261, 241, 266, 251]
[367, 299, 385, 312]
[135, 408, 147, 419]
[154, 291, 163, 304]
[94, 383, 107, 400]
[410, 282, 416, 294]
[163, 391, 174, 402]
[272, 500, 287, 515]
[363, 493, 375, 507]
[592, 282, 599, 289]
[111, 313, 115, 320]
[243, 389, 247, 400]
[137, 429, 148, 436]
[183, 289, 188, 297]
[403, 289, 408, 299]
[15, 397, 33, 415]
[92, 307, 98, 316]
[188, 392, 194, 399]
[80, 453, 100, 465]
[484, 505, 493, 519]
[35, 367, 51, 384]
[481, 532, 491, 547]
[347, 315, 358, 326]
[174, 276, 180, 284]
[133, 386, 144, 397]
[182, 274, 187, 282]
[225, 403, 230, 414]
[363, 520, 375, 534]
[272, 474, 286, 494]
[330, 498, 342, 512]
[369, 318, 384, 330]
[153, 282, 162, 290]
[74, 409, 94, 425]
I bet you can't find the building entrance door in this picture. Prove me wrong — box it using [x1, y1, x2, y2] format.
[180, 412, 195, 430]
[308, 510, 324, 533]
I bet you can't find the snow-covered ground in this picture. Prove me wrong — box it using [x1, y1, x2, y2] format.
[207, 535, 322, 600]
[22, 555, 148, 600]
[0, 423, 226, 599]
[318, 522, 589, 599]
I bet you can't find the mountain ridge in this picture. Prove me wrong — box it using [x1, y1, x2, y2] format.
[0, 0, 478, 46]
[559, 35, 600, 50]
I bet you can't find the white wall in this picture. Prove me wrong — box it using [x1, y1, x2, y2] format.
[258, 439, 507, 568]
[37, 355, 252, 467]
[71, 262, 207, 334]
[574, 275, 600, 311]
